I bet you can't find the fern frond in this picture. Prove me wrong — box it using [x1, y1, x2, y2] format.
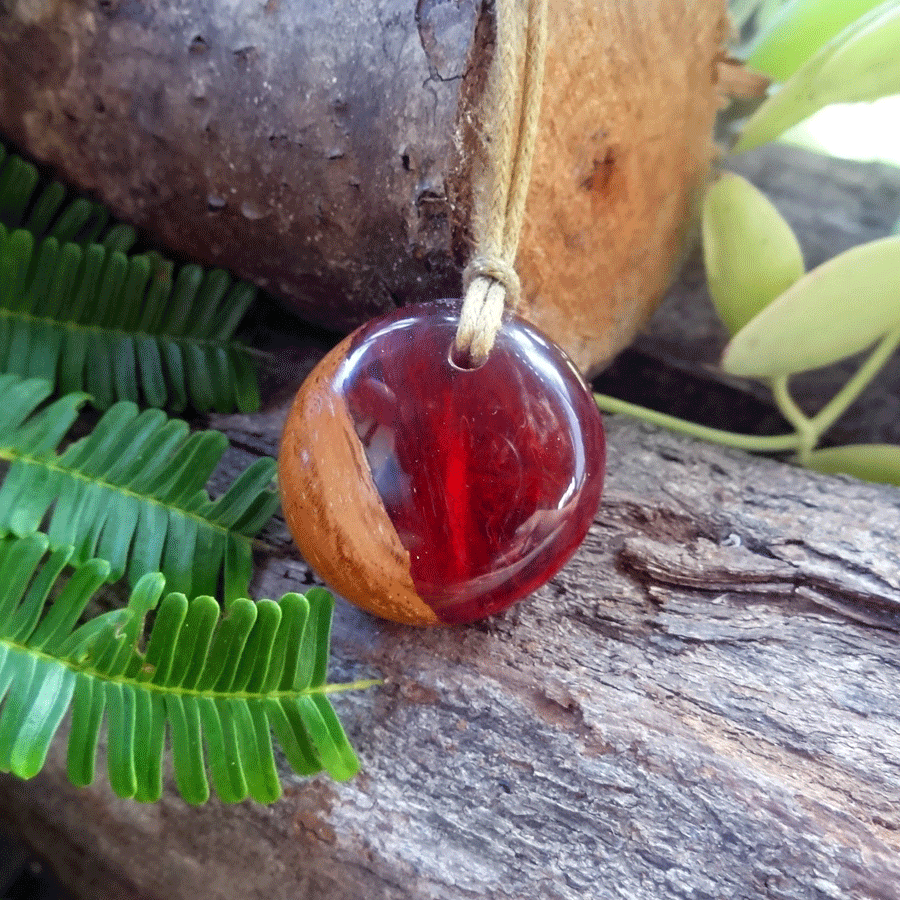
[0, 534, 366, 804]
[0, 375, 279, 600]
[0, 141, 136, 251]
[0, 224, 260, 412]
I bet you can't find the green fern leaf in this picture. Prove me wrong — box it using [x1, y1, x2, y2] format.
[0, 224, 260, 412]
[0, 141, 136, 250]
[0, 534, 366, 804]
[0, 374, 279, 600]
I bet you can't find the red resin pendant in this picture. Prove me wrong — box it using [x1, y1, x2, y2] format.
[279, 299, 605, 625]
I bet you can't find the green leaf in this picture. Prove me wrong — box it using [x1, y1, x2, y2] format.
[722, 236, 900, 377]
[745, 0, 888, 80]
[0, 141, 131, 249]
[0, 226, 260, 412]
[0, 535, 368, 803]
[805, 444, 900, 485]
[0, 145, 260, 413]
[736, 0, 900, 151]
[703, 173, 804, 335]
[0, 374, 278, 600]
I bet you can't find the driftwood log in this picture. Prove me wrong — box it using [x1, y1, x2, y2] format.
[1, 152, 900, 899]
[0, 0, 729, 373]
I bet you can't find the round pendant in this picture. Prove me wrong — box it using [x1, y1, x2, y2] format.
[279, 299, 605, 625]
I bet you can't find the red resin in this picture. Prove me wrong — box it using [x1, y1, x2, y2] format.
[334, 300, 605, 623]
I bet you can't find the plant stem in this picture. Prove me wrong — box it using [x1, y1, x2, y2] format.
[770, 375, 816, 464]
[317, 678, 383, 694]
[810, 326, 900, 437]
[594, 325, 900, 461]
[593, 394, 801, 453]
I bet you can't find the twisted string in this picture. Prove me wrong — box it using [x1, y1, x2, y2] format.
[454, 0, 549, 366]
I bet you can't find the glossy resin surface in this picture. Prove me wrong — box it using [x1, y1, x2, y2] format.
[280, 300, 605, 624]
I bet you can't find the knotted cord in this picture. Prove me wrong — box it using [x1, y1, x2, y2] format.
[454, 0, 549, 366]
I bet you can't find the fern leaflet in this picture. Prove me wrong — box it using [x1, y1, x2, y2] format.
[0, 223, 260, 412]
[0, 533, 367, 804]
[0, 140, 136, 251]
[0, 375, 279, 601]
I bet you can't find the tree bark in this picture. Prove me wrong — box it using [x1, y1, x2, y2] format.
[2, 145, 900, 900]
[1, 409, 900, 900]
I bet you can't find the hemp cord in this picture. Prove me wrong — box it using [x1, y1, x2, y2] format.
[454, 0, 549, 366]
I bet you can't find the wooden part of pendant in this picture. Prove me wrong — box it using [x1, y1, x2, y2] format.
[279, 338, 439, 627]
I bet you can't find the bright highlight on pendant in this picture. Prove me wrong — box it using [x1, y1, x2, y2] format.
[279, 300, 605, 625]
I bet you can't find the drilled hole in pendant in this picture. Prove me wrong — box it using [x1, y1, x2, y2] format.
[448, 341, 486, 372]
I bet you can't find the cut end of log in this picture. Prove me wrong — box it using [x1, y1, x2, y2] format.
[452, 0, 730, 375]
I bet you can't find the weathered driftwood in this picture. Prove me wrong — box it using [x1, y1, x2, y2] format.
[0, 0, 728, 373]
[2, 147, 900, 900]
[2, 412, 900, 900]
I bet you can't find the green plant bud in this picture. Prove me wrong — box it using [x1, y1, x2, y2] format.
[722, 236, 900, 377]
[703, 172, 804, 335]
[746, 0, 887, 81]
[735, 0, 900, 152]
[805, 444, 900, 485]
